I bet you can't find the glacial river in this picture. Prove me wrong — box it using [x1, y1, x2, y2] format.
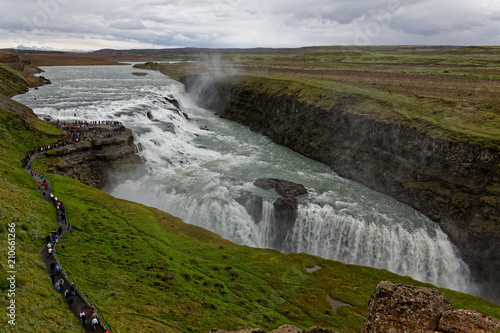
[14, 64, 474, 294]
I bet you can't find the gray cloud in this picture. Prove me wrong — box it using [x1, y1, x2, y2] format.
[0, 0, 499, 51]
[109, 19, 146, 30]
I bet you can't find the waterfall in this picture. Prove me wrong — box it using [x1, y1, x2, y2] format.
[13, 64, 474, 295]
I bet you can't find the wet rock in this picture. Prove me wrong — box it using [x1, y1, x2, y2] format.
[164, 96, 181, 110]
[254, 178, 307, 200]
[253, 178, 308, 252]
[41, 114, 54, 121]
[362, 281, 452, 333]
[235, 191, 263, 223]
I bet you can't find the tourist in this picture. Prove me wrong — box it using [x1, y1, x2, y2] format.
[80, 311, 87, 327]
[91, 316, 99, 330]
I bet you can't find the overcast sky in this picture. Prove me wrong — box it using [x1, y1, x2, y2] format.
[1, 0, 500, 51]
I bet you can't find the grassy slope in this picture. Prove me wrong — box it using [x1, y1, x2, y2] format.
[0, 63, 30, 97]
[23, 166, 500, 332]
[0, 95, 84, 332]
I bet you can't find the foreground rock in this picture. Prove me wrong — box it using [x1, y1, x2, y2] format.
[439, 309, 500, 333]
[363, 281, 500, 333]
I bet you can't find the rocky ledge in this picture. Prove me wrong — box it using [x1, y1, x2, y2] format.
[45, 124, 141, 189]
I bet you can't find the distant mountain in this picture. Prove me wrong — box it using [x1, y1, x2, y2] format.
[91, 46, 327, 56]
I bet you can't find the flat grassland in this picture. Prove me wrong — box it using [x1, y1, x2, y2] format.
[143, 46, 500, 148]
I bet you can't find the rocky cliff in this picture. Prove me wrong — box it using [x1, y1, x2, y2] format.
[181, 74, 500, 303]
[44, 126, 141, 189]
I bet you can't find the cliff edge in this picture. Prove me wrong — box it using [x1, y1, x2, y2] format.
[43, 124, 141, 189]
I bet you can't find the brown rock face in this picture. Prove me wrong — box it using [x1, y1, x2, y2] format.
[362, 281, 452, 333]
[438, 309, 500, 333]
[47, 127, 141, 189]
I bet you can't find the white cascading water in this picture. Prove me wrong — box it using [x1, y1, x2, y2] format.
[14, 64, 474, 294]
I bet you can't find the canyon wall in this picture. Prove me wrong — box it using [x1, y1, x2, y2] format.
[181, 74, 500, 302]
[44, 127, 141, 189]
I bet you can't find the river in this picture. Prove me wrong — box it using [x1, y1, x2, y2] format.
[14, 63, 474, 294]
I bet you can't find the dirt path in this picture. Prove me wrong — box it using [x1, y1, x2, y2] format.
[24, 128, 115, 332]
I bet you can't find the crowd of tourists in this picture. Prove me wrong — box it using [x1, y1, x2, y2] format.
[58, 120, 127, 143]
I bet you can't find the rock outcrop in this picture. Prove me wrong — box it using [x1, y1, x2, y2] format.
[181, 74, 500, 302]
[362, 281, 453, 332]
[363, 281, 500, 333]
[45, 126, 141, 189]
[439, 309, 500, 333]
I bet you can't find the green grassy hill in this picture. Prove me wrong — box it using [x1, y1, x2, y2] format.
[2, 54, 500, 333]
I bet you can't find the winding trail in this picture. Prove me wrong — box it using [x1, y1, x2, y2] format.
[23, 122, 125, 333]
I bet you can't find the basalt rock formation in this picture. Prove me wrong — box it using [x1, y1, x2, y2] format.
[45, 126, 141, 189]
[181, 74, 500, 302]
[363, 281, 500, 333]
